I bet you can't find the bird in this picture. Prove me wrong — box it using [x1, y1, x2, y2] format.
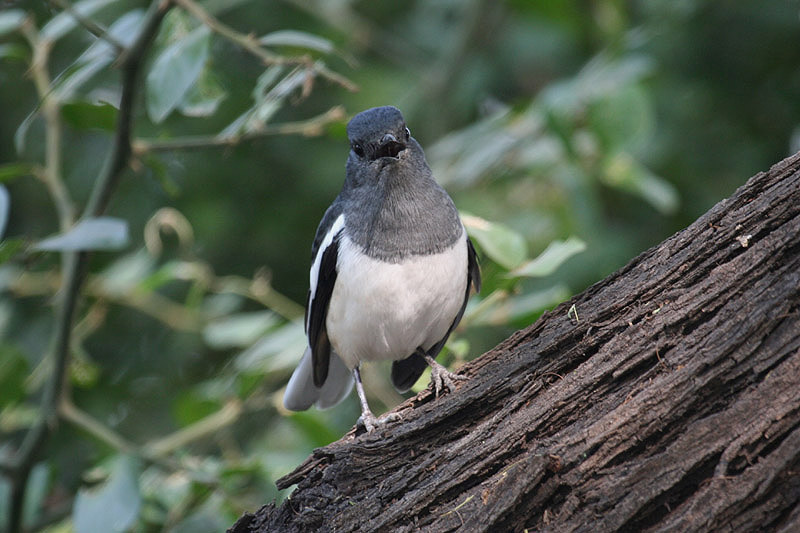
[283, 106, 480, 432]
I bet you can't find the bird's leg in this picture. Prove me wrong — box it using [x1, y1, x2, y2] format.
[353, 366, 379, 432]
[353, 366, 401, 433]
[422, 352, 467, 397]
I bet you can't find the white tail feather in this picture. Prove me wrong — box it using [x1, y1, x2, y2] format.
[283, 348, 354, 411]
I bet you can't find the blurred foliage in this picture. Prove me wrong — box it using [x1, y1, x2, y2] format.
[1, 0, 799, 531]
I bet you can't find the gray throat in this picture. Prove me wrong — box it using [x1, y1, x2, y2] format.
[343, 174, 463, 262]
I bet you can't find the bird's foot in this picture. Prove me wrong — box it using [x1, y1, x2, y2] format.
[353, 366, 401, 433]
[357, 411, 402, 433]
[357, 411, 378, 433]
[426, 357, 467, 397]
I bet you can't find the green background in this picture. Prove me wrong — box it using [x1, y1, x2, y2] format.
[1, 1, 798, 531]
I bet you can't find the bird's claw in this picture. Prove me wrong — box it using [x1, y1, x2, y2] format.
[429, 362, 467, 397]
[357, 412, 378, 433]
[357, 411, 402, 433]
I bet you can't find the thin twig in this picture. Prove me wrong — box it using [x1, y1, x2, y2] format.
[133, 105, 346, 153]
[144, 400, 243, 457]
[87, 2, 171, 217]
[20, 19, 75, 231]
[172, 0, 357, 92]
[175, 0, 283, 61]
[7, 262, 303, 329]
[59, 399, 139, 455]
[6, 3, 171, 532]
[216, 272, 305, 321]
[47, 0, 126, 53]
[7, 269, 203, 331]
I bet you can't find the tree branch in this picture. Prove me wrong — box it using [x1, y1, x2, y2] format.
[58, 399, 139, 456]
[143, 400, 243, 457]
[233, 152, 800, 532]
[86, 0, 171, 218]
[132, 105, 346, 154]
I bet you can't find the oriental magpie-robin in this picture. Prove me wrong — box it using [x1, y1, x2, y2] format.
[283, 106, 480, 432]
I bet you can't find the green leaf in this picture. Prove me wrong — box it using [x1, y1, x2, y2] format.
[540, 54, 654, 116]
[588, 84, 654, 151]
[15, 10, 141, 154]
[601, 152, 679, 214]
[61, 101, 118, 131]
[99, 250, 156, 295]
[14, 111, 36, 155]
[70, 349, 101, 388]
[0, 43, 28, 61]
[40, 0, 117, 42]
[136, 261, 184, 292]
[146, 26, 211, 123]
[509, 236, 586, 278]
[260, 30, 334, 54]
[73, 455, 141, 533]
[507, 287, 571, 321]
[250, 66, 304, 124]
[462, 213, 528, 270]
[169, 494, 230, 533]
[51, 57, 112, 103]
[140, 154, 180, 197]
[221, 65, 311, 137]
[173, 390, 220, 426]
[0, 239, 25, 264]
[50, 11, 144, 105]
[0, 162, 34, 183]
[429, 109, 515, 187]
[34, 217, 129, 252]
[235, 321, 306, 373]
[0, 403, 39, 432]
[0, 185, 8, 239]
[203, 311, 280, 349]
[468, 285, 570, 326]
[177, 68, 226, 117]
[286, 411, 340, 448]
[138, 467, 191, 519]
[0, 10, 25, 37]
[80, 9, 144, 61]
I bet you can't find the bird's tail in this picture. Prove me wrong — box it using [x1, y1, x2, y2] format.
[283, 348, 353, 411]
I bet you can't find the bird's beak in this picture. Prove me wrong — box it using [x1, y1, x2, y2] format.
[375, 133, 406, 159]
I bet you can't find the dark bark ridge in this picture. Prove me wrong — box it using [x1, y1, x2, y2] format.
[233, 151, 800, 532]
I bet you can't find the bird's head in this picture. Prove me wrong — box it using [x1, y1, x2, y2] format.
[346, 106, 412, 163]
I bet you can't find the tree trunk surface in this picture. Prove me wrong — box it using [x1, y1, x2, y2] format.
[231, 152, 800, 532]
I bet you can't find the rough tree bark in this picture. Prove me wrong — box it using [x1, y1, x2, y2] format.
[231, 152, 800, 532]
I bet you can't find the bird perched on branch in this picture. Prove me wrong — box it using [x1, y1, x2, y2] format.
[283, 106, 481, 432]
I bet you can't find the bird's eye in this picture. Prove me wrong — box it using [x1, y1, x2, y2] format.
[404, 127, 411, 141]
[352, 142, 364, 157]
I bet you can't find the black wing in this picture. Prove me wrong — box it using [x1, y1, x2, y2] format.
[306, 201, 345, 388]
[391, 236, 481, 391]
[467, 236, 481, 294]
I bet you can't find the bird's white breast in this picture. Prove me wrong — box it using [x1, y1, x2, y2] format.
[326, 227, 468, 369]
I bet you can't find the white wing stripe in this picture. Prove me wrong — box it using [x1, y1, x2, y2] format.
[307, 214, 345, 329]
